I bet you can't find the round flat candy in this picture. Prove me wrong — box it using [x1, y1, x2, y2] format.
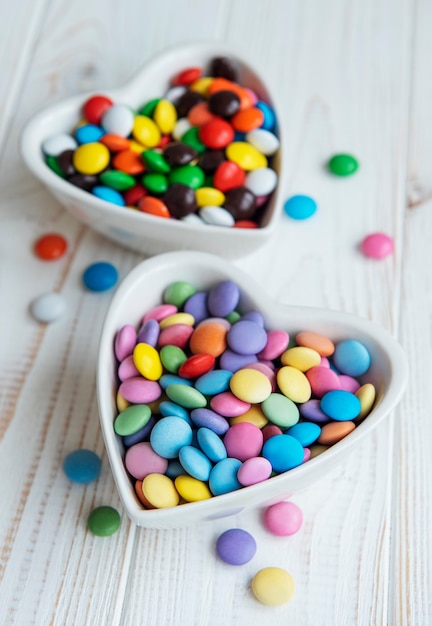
[31, 292, 66, 323]
[264, 501, 303, 536]
[360, 232, 394, 259]
[174, 475, 212, 502]
[284, 194, 317, 220]
[87, 506, 121, 537]
[328, 153, 359, 176]
[34, 233, 67, 260]
[262, 434, 304, 473]
[207, 280, 240, 317]
[63, 449, 101, 483]
[179, 445, 212, 481]
[286, 422, 321, 446]
[237, 457, 272, 486]
[209, 458, 242, 495]
[320, 390, 361, 421]
[251, 567, 295, 606]
[83, 262, 118, 291]
[216, 528, 257, 565]
[150, 416, 193, 458]
[224, 423, 263, 461]
[197, 427, 227, 462]
[333, 339, 371, 376]
[227, 320, 267, 355]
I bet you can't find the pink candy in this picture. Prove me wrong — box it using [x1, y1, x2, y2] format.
[264, 501, 303, 536]
[360, 232, 394, 259]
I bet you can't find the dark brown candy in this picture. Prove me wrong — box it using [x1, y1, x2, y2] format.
[208, 90, 241, 118]
[210, 56, 239, 82]
[224, 186, 257, 220]
[163, 183, 197, 218]
[175, 91, 205, 118]
[68, 174, 98, 191]
[58, 150, 75, 176]
[163, 142, 198, 167]
[198, 149, 225, 174]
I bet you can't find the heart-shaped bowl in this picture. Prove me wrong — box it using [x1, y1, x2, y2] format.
[97, 251, 408, 529]
[21, 42, 284, 259]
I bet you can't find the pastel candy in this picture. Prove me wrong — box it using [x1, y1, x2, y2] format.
[224, 423, 263, 461]
[295, 331, 335, 356]
[122, 415, 157, 447]
[160, 374, 193, 389]
[240, 310, 265, 326]
[318, 421, 356, 445]
[281, 346, 321, 371]
[216, 528, 257, 565]
[160, 345, 188, 373]
[195, 369, 233, 395]
[179, 445, 212, 481]
[133, 343, 163, 380]
[183, 291, 209, 323]
[286, 422, 321, 447]
[118, 377, 162, 404]
[210, 391, 250, 417]
[305, 366, 341, 398]
[150, 416, 193, 458]
[320, 390, 361, 421]
[142, 303, 177, 323]
[137, 319, 160, 346]
[166, 384, 207, 408]
[209, 458, 242, 495]
[277, 366, 311, 404]
[355, 383, 376, 419]
[262, 435, 304, 473]
[230, 404, 268, 428]
[141, 473, 179, 508]
[264, 501, 303, 536]
[333, 339, 371, 376]
[159, 400, 191, 422]
[219, 349, 257, 372]
[159, 312, 195, 329]
[118, 355, 140, 381]
[257, 329, 289, 360]
[190, 408, 229, 435]
[261, 393, 299, 428]
[114, 404, 152, 436]
[299, 399, 329, 424]
[229, 368, 272, 403]
[115, 324, 137, 361]
[125, 442, 168, 479]
[158, 324, 194, 349]
[338, 374, 361, 393]
[174, 475, 212, 502]
[189, 321, 227, 356]
[197, 427, 227, 462]
[227, 320, 268, 355]
[207, 280, 240, 317]
[237, 457, 272, 486]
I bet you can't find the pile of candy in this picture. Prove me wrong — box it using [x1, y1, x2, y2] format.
[41, 57, 280, 228]
[113, 279, 376, 509]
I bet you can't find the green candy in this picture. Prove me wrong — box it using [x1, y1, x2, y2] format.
[261, 393, 300, 428]
[114, 404, 151, 436]
[139, 98, 161, 117]
[87, 506, 121, 537]
[180, 127, 206, 154]
[46, 155, 65, 178]
[328, 153, 359, 176]
[166, 384, 207, 409]
[169, 164, 205, 190]
[226, 310, 241, 324]
[142, 172, 169, 194]
[203, 174, 214, 188]
[142, 150, 171, 174]
[99, 170, 136, 191]
[163, 281, 197, 307]
[160, 345, 188, 374]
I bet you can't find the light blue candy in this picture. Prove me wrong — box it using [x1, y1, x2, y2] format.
[333, 339, 371, 376]
[75, 124, 104, 144]
[63, 449, 101, 483]
[82, 261, 118, 292]
[179, 445, 213, 481]
[92, 186, 125, 206]
[256, 101, 276, 131]
[150, 416, 193, 458]
[286, 422, 321, 447]
[195, 369, 233, 395]
[159, 400, 191, 423]
[262, 435, 304, 473]
[209, 458, 242, 496]
[197, 427, 227, 462]
[284, 195, 317, 220]
[320, 390, 361, 421]
[159, 374, 193, 389]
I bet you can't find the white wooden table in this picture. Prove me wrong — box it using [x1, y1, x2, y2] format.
[1, 1, 431, 624]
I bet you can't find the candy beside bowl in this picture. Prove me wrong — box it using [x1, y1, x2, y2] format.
[20, 42, 284, 259]
[96, 251, 408, 529]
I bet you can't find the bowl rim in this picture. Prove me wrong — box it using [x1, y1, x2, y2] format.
[96, 250, 409, 527]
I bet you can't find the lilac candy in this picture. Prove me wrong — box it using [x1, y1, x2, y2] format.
[114, 324, 137, 361]
[299, 399, 329, 424]
[227, 320, 268, 355]
[240, 310, 265, 327]
[183, 291, 209, 324]
[137, 319, 160, 346]
[216, 528, 257, 565]
[207, 280, 240, 317]
[190, 408, 229, 435]
[118, 355, 140, 381]
[219, 349, 257, 372]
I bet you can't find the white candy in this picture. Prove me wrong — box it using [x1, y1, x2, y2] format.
[31, 292, 66, 323]
[245, 129, 280, 156]
[42, 133, 77, 156]
[181, 213, 205, 225]
[172, 118, 192, 141]
[101, 104, 134, 137]
[245, 168, 278, 196]
[164, 85, 187, 104]
[199, 206, 235, 227]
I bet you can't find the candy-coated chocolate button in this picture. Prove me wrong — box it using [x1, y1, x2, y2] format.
[119, 377, 162, 404]
[230, 368, 271, 403]
[225, 142, 267, 170]
[179, 445, 212, 481]
[355, 383, 376, 419]
[133, 115, 161, 147]
[164, 281, 197, 308]
[73, 142, 110, 175]
[63, 449, 101, 483]
[34, 233, 67, 260]
[318, 421, 355, 445]
[333, 339, 371, 376]
[216, 528, 257, 565]
[174, 475, 212, 501]
[320, 390, 361, 421]
[159, 345, 188, 373]
[261, 392, 299, 428]
[83, 95, 113, 125]
[280, 346, 321, 371]
[264, 501, 303, 536]
[114, 404, 152, 436]
[276, 366, 312, 403]
[262, 434, 304, 472]
[150, 416, 193, 458]
[284, 194, 317, 220]
[87, 506, 121, 536]
[30, 292, 66, 323]
[328, 153, 359, 176]
[252, 567, 295, 606]
[295, 331, 335, 356]
[224, 422, 263, 461]
[141, 473, 180, 508]
[153, 99, 177, 134]
[159, 312, 195, 329]
[360, 232, 394, 259]
[82, 262, 118, 291]
[133, 343, 163, 380]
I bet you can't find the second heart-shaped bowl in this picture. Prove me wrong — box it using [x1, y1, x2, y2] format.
[97, 251, 408, 529]
[21, 42, 284, 259]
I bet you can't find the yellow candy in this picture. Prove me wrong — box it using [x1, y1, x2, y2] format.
[230, 368, 272, 404]
[73, 142, 110, 175]
[280, 346, 321, 371]
[277, 366, 311, 403]
[251, 567, 295, 606]
[309, 443, 329, 458]
[355, 383, 376, 419]
[153, 99, 177, 134]
[132, 115, 161, 148]
[225, 142, 267, 171]
[195, 187, 225, 207]
[142, 473, 179, 508]
[159, 312, 195, 329]
[129, 139, 147, 153]
[133, 343, 163, 381]
[116, 390, 130, 412]
[189, 76, 213, 95]
[174, 475, 212, 502]
[230, 404, 268, 428]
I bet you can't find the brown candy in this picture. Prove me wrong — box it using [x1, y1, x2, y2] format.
[163, 183, 197, 218]
[58, 150, 75, 176]
[197, 149, 225, 174]
[175, 91, 205, 118]
[163, 142, 198, 167]
[208, 90, 241, 118]
[224, 186, 257, 220]
[68, 173, 98, 191]
[210, 56, 239, 82]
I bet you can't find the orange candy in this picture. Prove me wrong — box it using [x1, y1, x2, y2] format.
[295, 331, 335, 357]
[188, 102, 215, 126]
[231, 107, 264, 132]
[208, 78, 254, 110]
[139, 196, 171, 218]
[318, 421, 356, 445]
[34, 233, 68, 260]
[100, 134, 130, 152]
[113, 150, 146, 175]
[189, 322, 227, 357]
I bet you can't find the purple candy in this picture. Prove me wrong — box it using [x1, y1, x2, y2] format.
[227, 320, 268, 355]
[183, 291, 209, 324]
[219, 349, 257, 372]
[137, 318, 160, 346]
[299, 399, 329, 424]
[122, 415, 157, 447]
[216, 528, 257, 565]
[207, 280, 240, 317]
[240, 310, 265, 327]
[190, 408, 230, 435]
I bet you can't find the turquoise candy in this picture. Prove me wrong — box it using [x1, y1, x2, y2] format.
[179, 445, 212, 481]
[150, 416, 193, 458]
[286, 422, 321, 447]
[320, 390, 361, 421]
[209, 458, 242, 496]
[195, 369, 233, 395]
[197, 427, 227, 462]
[261, 435, 304, 473]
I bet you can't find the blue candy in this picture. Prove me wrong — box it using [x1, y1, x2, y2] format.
[320, 390, 361, 421]
[137, 319, 160, 346]
[165, 459, 185, 479]
[159, 400, 191, 422]
[83, 261, 118, 292]
[75, 124, 104, 144]
[159, 374, 193, 389]
[261, 435, 304, 473]
[122, 416, 157, 447]
[284, 195, 317, 220]
[286, 422, 321, 447]
[183, 291, 209, 324]
[92, 186, 125, 206]
[256, 101, 276, 131]
[209, 458, 242, 496]
[197, 427, 227, 462]
[179, 445, 212, 481]
[333, 339, 371, 376]
[195, 369, 233, 395]
[150, 416, 193, 459]
[63, 449, 101, 483]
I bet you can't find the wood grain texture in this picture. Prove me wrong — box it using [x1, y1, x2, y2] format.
[0, 0, 427, 624]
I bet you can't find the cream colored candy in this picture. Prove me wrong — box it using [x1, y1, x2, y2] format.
[133, 343, 163, 381]
[295, 331, 335, 356]
[281, 346, 321, 371]
[251, 567, 295, 606]
[230, 368, 272, 404]
[355, 383, 376, 419]
[142, 473, 180, 508]
[277, 366, 311, 403]
[174, 475, 212, 502]
[116, 390, 130, 412]
[159, 312, 195, 329]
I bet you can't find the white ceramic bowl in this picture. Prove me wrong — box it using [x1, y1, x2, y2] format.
[97, 251, 408, 529]
[20, 42, 284, 259]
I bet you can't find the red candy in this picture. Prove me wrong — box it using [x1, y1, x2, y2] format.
[199, 118, 235, 149]
[172, 67, 202, 86]
[82, 95, 113, 125]
[178, 353, 216, 379]
[213, 161, 246, 192]
[124, 184, 147, 207]
[34, 233, 67, 260]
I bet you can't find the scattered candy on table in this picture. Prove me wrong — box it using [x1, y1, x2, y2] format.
[82, 261, 119, 291]
[112, 278, 377, 510]
[251, 567, 295, 606]
[284, 194, 317, 220]
[41, 57, 280, 229]
[34, 233, 68, 260]
[30, 292, 66, 323]
[63, 449, 102, 483]
[263, 501, 303, 536]
[327, 153, 359, 176]
[87, 505, 121, 536]
[216, 528, 257, 565]
[360, 232, 394, 259]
